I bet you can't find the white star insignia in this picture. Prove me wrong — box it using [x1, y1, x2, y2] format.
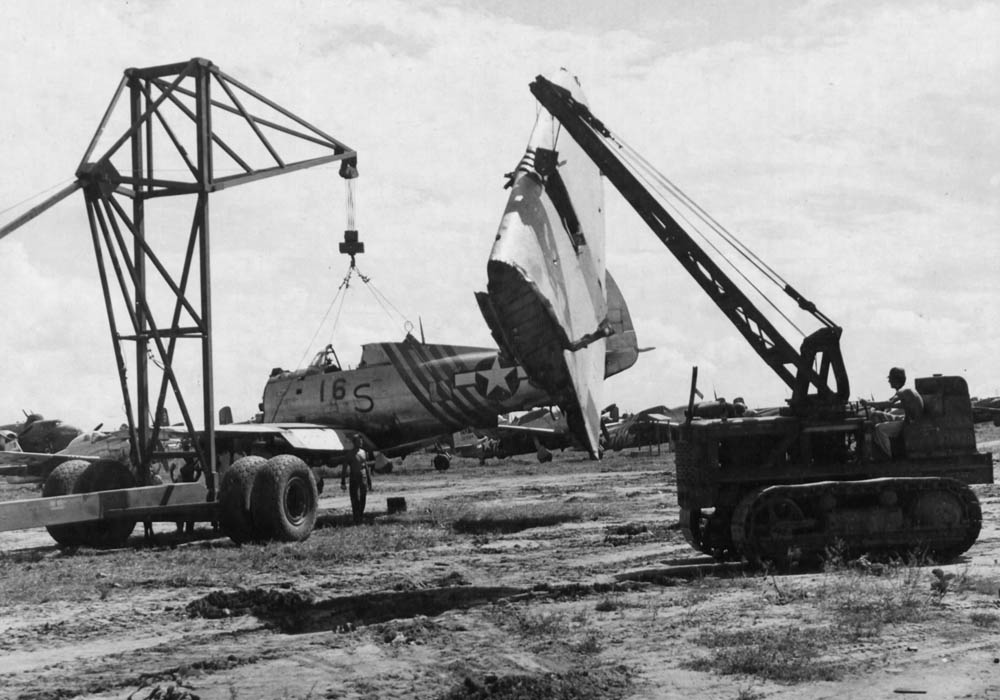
[479, 356, 514, 396]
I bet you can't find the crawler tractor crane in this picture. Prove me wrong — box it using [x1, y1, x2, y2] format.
[529, 76, 993, 565]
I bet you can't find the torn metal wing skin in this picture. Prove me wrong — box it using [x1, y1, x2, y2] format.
[481, 68, 614, 457]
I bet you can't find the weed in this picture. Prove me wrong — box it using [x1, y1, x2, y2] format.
[932, 566, 998, 597]
[677, 574, 725, 608]
[437, 665, 632, 700]
[451, 501, 606, 534]
[494, 606, 572, 638]
[574, 631, 604, 654]
[643, 599, 661, 622]
[0, 522, 457, 605]
[596, 596, 619, 612]
[763, 570, 808, 605]
[685, 625, 842, 682]
[820, 554, 934, 639]
[930, 568, 956, 599]
[969, 612, 1000, 628]
[97, 581, 115, 600]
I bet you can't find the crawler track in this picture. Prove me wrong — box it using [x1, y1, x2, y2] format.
[729, 477, 982, 565]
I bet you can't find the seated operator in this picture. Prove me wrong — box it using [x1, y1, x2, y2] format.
[864, 367, 923, 458]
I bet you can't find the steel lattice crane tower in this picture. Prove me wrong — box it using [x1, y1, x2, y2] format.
[0, 58, 358, 495]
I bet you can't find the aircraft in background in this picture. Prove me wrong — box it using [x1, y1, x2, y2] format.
[447, 406, 574, 464]
[600, 404, 677, 453]
[0, 412, 106, 480]
[0, 427, 131, 480]
[0, 413, 83, 454]
[471, 405, 580, 464]
[478, 68, 637, 459]
[971, 396, 1000, 424]
[600, 397, 780, 453]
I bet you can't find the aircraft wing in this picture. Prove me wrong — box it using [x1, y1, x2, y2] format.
[194, 423, 359, 453]
[495, 423, 562, 436]
[0, 451, 107, 478]
[642, 413, 673, 424]
[479, 69, 620, 458]
[203, 423, 440, 461]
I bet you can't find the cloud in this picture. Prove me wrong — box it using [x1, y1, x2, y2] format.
[0, 0, 998, 428]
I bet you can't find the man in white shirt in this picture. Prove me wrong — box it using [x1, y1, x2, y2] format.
[867, 367, 924, 458]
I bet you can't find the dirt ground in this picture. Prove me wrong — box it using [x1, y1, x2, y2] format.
[2, 430, 1000, 700]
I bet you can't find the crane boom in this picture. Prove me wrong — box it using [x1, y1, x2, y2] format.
[528, 75, 849, 413]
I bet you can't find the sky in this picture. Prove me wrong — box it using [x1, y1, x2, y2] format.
[0, 0, 998, 431]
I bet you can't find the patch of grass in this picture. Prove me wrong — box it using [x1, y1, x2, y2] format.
[437, 665, 632, 700]
[450, 501, 606, 534]
[573, 631, 604, 654]
[969, 611, 1000, 628]
[595, 596, 620, 612]
[762, 571, 810, 605]
[939, 567, 999, 596]
[820, 553, 934, 638]
[684, 626, 842, 683]
[676, 574, 728, 608]
[0, 522, 457, 605]
[487, 601, 611, 657]
[490, 605, 572, 638]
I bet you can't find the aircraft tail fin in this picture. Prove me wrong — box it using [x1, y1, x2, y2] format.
[603, 270, 639, 379]
[479, 271, 639, 379]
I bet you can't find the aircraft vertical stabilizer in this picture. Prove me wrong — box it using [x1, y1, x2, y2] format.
[479, 68, 614, 457]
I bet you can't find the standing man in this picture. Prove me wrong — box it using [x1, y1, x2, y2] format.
[866, 367, 924, 458]
[341, 433, 373, 525]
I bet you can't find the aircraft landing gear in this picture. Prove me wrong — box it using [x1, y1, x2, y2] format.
[433, 454, 450, 471]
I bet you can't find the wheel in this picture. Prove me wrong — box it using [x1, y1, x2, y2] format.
[536, 446, 553, 463]
[218, 456, 267, 544]
[73, 460, 137, 548]
[750, 496, 806, 537]
[432, 454, 450, 471]
[910, 487, 975, 561]
[738, 492, 806, 568]
[42, 459, 90, 546]
[251, 455, 318, 542]
[681, 507, 733, 560]
[911, 490, 964, 528]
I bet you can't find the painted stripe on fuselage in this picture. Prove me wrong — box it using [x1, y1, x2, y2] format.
[424, 344, 510, 426]
[382, 342, 518, 431]
[381, 343, 472, 431]
[420, 344, 483, 420]
[430, 345, 508, 424]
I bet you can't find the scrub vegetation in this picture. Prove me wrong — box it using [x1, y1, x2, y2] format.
[0, 437, 998, 699]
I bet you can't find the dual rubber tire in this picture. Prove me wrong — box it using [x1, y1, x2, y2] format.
[218, 454, 319, 544]
[41, 459, 137, 548]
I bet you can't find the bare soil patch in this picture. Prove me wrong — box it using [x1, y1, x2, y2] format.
[2, 434, 1000, 700]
